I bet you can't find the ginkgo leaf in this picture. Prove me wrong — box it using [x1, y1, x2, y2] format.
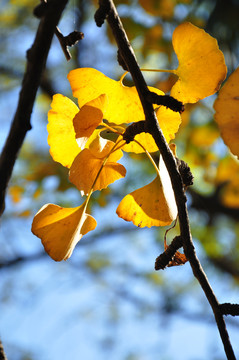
[116, 157, 177, 227]
[68, 67, 163, 124]
[170, 22, 227, 104]
[122, 132, 158, 153]
[214, 67, 239, 158]
[47, 94, 80, 168]
[73, 94, 108, 148]
[31, 203, 97, 261]
[123, 106, 181, 153]
[69, 138, 126, 195]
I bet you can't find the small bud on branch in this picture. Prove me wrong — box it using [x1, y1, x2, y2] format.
[94, 1, 111, 27]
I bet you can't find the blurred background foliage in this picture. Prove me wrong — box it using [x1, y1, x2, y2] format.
[0, 0, 239, 359]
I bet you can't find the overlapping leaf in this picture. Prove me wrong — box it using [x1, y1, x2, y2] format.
[170, 22, 227, 103]
[69, 137, 126, 195]
[73, 94, 108, 148]
[214, 67, 239, 158]
[47, 94, 80, 168]
[116, 157, 177, 227]
[31, 203, 97, 261]
[67, 67, 163, 124]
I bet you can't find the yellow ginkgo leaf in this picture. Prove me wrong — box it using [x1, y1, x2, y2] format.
[122, 132, 158, 153]
[31, 203, 97, 261]
[156, 105, 182, 142]
[47, 94, 80, 168]
[69, 138, 126, 195]
[68, 67, 163, 124]
[116, 157, 177, 227]
[73, 94, 108, 148]
[123, 106, 181, 153]
[214, 67, 239, 158]
[170, 22, 227, 104]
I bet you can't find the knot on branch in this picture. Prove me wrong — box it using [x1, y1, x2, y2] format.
[63, 30, 84, 47]
[147, 92, 184, 113]
[176, 158, 194, 189]
[155, 236, 188, 270]
[117, 50, 128, 71]
[55, 27, 84, 61]
[123, 120, 147, 143]
[219, 303, 239, 317]
[33, 0, 48, 18]
[94, 2, 111, 27]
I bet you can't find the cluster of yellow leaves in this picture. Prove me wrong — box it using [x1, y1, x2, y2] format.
[32, 22, 227, 261]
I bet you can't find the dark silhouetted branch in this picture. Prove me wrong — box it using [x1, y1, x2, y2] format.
[0, 0, 68, 216]
[0, 339, 7, 360]
[155, 236, 187, 270]
[220, 303, 239, 317]
[95, 1, 236, 359]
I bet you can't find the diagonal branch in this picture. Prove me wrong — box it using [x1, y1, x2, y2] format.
[0, 0, 68, 216]
[0, 339, 8, 360]
[95, 1, 236, 359]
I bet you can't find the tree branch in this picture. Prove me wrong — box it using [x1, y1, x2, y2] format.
[220, 303, 239, 317]
[0, 339, 7, 360]
[95, 1, 236, 358]
[0, 0, 68, 216]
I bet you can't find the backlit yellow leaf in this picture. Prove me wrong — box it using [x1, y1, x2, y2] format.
[170, 22, 227, 103]
[73, 94, 108, 148]
[123, 106, 181, 153]
[214, 67, 239, 159]
[156, 105, 182, 142]
[47, 94, 80, 168]
[31, 203, 97, 261]
[122, 132, 157, 153]
[68, 68, 162, 124]
[116, 157, 177, 227]
[69, 138, 126, 195]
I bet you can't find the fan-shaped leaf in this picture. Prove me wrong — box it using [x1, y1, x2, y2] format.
[69, 138, 126, 195]
[116, 157, 177, 227]
[73, 94, 108, 148]
[32, 204, 97, 261]
[171, 22, 227, 103]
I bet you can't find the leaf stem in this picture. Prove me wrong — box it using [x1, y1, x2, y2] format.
[132, 139, 161, 177]
[140, 68, 176, 74]
[87, 138, 124, 200]
[120, 68, 176, 83]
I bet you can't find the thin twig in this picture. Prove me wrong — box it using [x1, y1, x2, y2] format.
[0, 0, 68, 216]
[55, 27, 84, 61]
[95, 1, 236, 358]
